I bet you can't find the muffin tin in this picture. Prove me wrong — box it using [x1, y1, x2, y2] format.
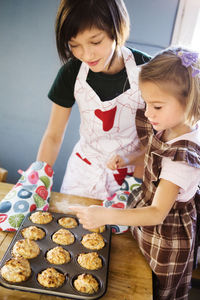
[0, 211, 112, 299]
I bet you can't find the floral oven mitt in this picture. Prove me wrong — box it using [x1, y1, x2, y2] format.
[102, 175, 142, 234]
[0, 161, 53, 231]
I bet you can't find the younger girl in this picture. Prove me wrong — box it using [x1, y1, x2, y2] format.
[71, 47, 200, 299]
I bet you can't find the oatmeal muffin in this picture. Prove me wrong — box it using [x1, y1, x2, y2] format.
[81, 233, 105, 250]
[90, 225, 106, 233]
[30, 211, 53, 224]
[46, 246, 71, 264]
[77, 252, 102, 270]
[58, 216, 78, 228]
[0, 257, 31, 283]
[21, 226, 45, 240]
[37, 267, 65, 288]
[52, 228, 75, 245]
[12, 239, 40, 259]
[74, 273, 99, 294]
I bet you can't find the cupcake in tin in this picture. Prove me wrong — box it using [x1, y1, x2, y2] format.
[81, 233, 105, 250]
[12, 239, 40, 259]
[77, 252, 102, 270]
[73, 273, 99, 294]
[21, 226, 45, 240]
[0, 257, 31, 283]
[37, 267, 65, 288]
[46, 246, 71, 264]
[89, 225, 106, 233]
[30, 211, 53, 224]
[52, 228, 75, 245]
[58, 216, 78, 228]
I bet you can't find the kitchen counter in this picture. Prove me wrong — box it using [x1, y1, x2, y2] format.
[0, 182, 152, 300]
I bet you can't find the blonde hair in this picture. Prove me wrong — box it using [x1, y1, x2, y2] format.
[139, 47, 200, 126]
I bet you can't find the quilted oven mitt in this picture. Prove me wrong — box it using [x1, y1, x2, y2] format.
[0, 161, 53, 231]
[102, 175, 142, 234]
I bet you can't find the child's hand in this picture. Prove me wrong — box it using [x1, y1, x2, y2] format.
[69, 205, 108, 230]
[107, 155, 127, 170]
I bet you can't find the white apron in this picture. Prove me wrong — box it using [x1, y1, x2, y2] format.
[60, 46, 144, 200]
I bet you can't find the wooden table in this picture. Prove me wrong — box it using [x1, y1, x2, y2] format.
[0, 182, 152, 300]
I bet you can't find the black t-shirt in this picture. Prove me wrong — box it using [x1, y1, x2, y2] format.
[48, 47, 151, 108]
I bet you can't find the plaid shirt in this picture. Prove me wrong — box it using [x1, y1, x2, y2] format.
[128, 109, 200, 300]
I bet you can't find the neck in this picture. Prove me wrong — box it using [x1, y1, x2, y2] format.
[162, 124, 193, 142]
[103, 47, 125, 74]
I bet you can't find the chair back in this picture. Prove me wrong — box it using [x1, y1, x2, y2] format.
[0, 167, 8, 182]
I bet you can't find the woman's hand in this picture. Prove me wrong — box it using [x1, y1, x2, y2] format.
[69, 205, 108, 230]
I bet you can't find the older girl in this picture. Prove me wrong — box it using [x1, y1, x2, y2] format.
[36, 0, 150, 199]
[0, 0, 150, 231]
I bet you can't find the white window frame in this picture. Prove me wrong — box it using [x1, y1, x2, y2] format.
[171, 0, 200, 49]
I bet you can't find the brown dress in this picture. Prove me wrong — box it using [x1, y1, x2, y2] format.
[128, 109, 200, 300]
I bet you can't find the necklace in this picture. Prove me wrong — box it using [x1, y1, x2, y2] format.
[123, 74, 129, 93]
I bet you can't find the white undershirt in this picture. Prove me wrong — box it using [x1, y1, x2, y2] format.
[159, 122, 200, 202]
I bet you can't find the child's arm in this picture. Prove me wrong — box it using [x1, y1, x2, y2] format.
[70, 179, 180, 229]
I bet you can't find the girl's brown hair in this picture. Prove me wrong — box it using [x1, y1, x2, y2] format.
[55, 0, 130, 63]
[139, 47, 200, 126]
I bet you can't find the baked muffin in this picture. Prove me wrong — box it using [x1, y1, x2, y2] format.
[21, 226, 45, 240]
[81, 233, 105, 250]
[90, 225, 106, 233]
[58, 217, 78, 228]
[0, 257, 31, 283]
[12, 239, 40, 259]
[37, 267, 65, 288]
[30, 211, 53, 224]
[77, 252, 102, 270]
[46, 246, 71, 264]
[74, 273, 99, 294]
[52, 228, 75, 245]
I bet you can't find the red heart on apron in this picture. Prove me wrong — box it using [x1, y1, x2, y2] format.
[94, 106, 117, 131]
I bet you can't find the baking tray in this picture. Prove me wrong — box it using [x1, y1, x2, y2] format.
[0, 211, 112, 299]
